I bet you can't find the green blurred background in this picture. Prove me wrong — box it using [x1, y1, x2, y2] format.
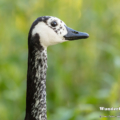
[0, 0, 120, 120]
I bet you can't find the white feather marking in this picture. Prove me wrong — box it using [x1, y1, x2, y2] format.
[39, 115, 41, 120]
[35, 100, 39, 107]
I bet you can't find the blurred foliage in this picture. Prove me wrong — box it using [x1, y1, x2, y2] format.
[0, 0, 120, 120]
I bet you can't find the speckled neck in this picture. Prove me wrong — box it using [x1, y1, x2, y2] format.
[25, 34, 47, 120]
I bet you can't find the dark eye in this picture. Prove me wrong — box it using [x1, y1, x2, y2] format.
[51, 21, 57, 27]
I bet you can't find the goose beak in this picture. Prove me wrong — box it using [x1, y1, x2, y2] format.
[64, 26, 89, 40]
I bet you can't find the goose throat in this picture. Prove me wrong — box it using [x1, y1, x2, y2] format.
[25, 41, 47, 120]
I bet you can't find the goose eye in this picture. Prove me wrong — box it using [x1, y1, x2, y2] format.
[51, 21, 57, 27]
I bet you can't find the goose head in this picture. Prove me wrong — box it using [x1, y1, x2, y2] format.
[29, 16, 89, 48]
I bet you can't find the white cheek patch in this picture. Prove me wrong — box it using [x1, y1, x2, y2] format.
[32, 17, 68, 48]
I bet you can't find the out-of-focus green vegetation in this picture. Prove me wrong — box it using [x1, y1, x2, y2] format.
[0, 0, 120, 120]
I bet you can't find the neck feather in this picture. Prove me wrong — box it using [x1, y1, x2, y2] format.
[25, 40, 47, 120]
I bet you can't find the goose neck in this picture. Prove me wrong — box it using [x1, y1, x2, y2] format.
[25, 47, 47, 120]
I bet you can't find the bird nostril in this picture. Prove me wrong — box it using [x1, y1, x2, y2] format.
[72, 31, 79, 34]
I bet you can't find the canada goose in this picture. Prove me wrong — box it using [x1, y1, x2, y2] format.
[25, 16, 89, 120]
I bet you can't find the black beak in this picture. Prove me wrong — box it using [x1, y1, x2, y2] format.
[64, 26, 89, 40]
